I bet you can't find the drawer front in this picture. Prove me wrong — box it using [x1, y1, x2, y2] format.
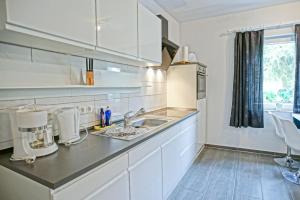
[159, 123, 182, 145]
[178, 124, 197, 152]
[129, 132, 162, 166]
[86, 171, 130, 200]
[52, 154, 128, 200]
[180, 115, 197, 130]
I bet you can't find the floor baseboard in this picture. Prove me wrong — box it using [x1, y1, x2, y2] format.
[204, 144, 295, 158]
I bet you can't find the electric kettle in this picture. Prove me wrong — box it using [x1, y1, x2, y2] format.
[55, 107, 81, 145]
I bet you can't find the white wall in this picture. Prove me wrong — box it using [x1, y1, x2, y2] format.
[181, 2, 300, 153]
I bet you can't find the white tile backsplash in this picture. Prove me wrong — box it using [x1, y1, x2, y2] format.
[129, 96, 145, 112]
[0, 43, 31, 61]
[0, 58, 70, 87]
[0, 99, 34, 110]
[0, 42, 167, 149]
[32, 49, 70, 65]
[95, 97, 129, 116]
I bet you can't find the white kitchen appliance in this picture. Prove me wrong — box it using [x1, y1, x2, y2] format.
[54, 107, 83, 145]
[9, 108, 58, 163]
[167, 63, 207, 146]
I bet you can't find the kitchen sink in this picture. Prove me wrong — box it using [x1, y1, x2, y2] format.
[130, 118, 169, 128]
[93, 117, 172, 141]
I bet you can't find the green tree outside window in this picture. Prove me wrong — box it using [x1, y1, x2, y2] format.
[263, 42, 296, 105]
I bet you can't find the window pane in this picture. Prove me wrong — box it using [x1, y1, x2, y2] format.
[263, 41, 296, 110]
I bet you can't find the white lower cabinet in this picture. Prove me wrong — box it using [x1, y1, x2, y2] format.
[129, 147, 163, 200]
[162, 116, 198, 199]
[0, 115, 200, 200]
[52, 154, 129, 200]
[161, 133, 182, 199]
[86, 171, 130, 200]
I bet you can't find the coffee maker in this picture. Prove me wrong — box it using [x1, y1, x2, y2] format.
[9, 108, 58, 163]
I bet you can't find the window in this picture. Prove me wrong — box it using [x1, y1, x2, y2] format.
[263, 33, 296, 111]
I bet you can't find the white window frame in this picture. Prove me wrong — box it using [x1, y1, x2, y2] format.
[263, 29, 296, 112]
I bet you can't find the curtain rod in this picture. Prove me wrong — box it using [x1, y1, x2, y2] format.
[220, 20, 300, 37]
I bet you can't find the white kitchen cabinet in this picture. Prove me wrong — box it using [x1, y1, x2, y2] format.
[129, 147, 163, 200]
[52, 154, 129, 200]
[0, 115, 200, 200]
[138, 4, 162, 64]
[179, 124, 198, 176]
[161, 115, 198, 200]
[85, 171, 130, 200]
[161, 133, 182, 200]
[96, 0, 138, 57]
[2, 0, 96, 48]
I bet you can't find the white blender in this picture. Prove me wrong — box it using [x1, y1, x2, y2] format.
[9, 108, 58, 163]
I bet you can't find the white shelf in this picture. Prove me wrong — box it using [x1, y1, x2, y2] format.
[0, 85, 142, 90]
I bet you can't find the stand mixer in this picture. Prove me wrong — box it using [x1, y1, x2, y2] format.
[9, 108, 58, 163]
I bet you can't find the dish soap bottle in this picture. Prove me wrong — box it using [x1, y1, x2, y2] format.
[99, 108, 105, 127]
[105, 106, 111, 126]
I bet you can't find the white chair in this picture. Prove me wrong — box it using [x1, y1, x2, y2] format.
[279, 118, 300, 184]
[269, 112, 299, 168]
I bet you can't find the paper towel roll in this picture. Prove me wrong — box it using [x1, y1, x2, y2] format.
[182, 46, 189, 62]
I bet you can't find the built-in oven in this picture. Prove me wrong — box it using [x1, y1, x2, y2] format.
[197, 65, 206, 99]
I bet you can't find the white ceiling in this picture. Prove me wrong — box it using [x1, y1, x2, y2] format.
[152, 0, 299, 22]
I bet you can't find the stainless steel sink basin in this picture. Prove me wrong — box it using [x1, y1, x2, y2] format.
[130, 118, 169, 128]
[93, 117, 172, 141]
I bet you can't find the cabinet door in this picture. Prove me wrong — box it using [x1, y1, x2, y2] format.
[129, 147, 163, 200]
[86, 171, 130, 200]
[96, 0, 138, 57]
[161, 134, 182, 199]
[5, 0, 96, 46]
[138, 4, 161, 63]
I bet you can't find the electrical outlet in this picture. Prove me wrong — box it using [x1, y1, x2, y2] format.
[87, 105, 94, 113]
[80, 106, 87, 114]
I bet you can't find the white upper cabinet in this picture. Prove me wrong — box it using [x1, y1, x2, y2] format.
[138, 4, 162, 64]
[3, 0, 96, 47]
[96, 0, 138, 57]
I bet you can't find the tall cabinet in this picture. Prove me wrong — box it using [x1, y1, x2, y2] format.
[96, 0, 138, 57]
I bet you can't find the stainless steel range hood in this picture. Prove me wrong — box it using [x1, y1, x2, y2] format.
[157, 15, 179, 70]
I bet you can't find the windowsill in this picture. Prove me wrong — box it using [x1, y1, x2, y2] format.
[264, 103, 293, 113]
[264, 109, 292, 113]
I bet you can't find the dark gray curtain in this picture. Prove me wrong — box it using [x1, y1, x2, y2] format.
[293, 25, 300, 113]
[230, 30, 264, 128]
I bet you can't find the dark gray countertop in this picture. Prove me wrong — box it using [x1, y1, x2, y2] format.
[0, 108, 198, 189]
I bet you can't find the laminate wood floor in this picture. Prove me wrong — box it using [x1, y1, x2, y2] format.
[168, 148, 300, 200]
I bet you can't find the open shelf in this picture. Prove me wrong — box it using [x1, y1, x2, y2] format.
[0, 84, 142, 90]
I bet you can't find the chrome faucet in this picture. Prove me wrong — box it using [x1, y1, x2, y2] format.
[124, 108, 146, 128]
